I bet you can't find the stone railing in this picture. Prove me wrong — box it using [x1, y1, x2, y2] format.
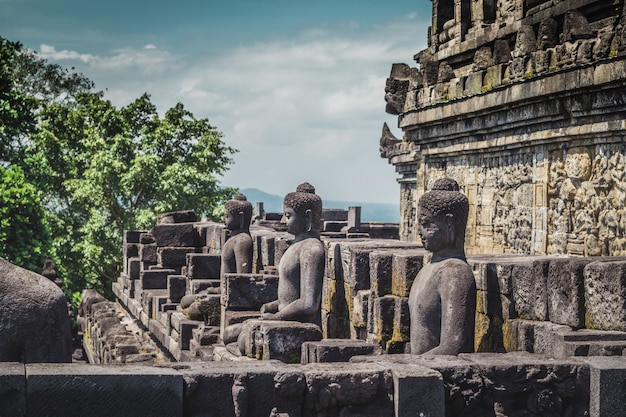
[2, 354, 625, 416]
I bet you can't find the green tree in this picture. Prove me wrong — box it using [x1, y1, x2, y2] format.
[0, 165, 51, 272]
[0, 38, 38, 161]
[1, 35, 237, 299]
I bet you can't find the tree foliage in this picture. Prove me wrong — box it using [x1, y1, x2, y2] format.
[0, 164, 51, 272]
[0, 36, 237, 299]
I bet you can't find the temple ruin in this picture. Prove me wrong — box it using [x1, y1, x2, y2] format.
[382, 0, 626, 257]
[3, 1, 626, 416]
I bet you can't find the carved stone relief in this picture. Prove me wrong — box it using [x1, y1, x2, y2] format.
[547, 145, 626, 256]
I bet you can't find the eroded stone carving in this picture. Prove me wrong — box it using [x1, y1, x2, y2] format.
[224, 183, 325, 357]
[548, 147, 626, 256]
[182, 193, 253, 321]
[0, 257, 72, 362]
[409, 178, 476, 355]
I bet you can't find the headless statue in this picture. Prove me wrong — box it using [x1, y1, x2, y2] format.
[223, 183, 325, 348]
[182, 193, 253, 320]
[409, 178, 476, 355]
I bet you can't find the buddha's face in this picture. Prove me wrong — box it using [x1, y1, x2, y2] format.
[223, 211, 240, 230]
[282, 206, 306, 235]
[417, 207, 450, 253]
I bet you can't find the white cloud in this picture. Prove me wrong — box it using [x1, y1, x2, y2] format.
[38, 13, 429, 204]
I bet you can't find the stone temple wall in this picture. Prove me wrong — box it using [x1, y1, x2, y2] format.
[381, 0, 626, 255]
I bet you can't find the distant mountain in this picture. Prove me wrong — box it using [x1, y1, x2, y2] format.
[239, 188, 400, 223]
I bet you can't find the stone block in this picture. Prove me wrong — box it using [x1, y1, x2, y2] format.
[190, 294, 222, 326]
[171, 312, 202, 350]
[511, 259, 549, 321]
[152, 223, 198, 247]
[483, 64, 503, 91]
[194, 221, 225, 252]
[221, 310, 261, 336]
[176, 361, 297, 417]
[582, 356, 626, 417]
[25, 364, 182, 417]
[192, 325, 220, 346]
[370, 251, 393, 297]
[124, 243, 139, 262]
[123, 230, 146, 245]
[351, 289, 370, 329]
[167, 275, 187, 303]
[471, 260, 514, 294]
[261, 235, 275, 267]
[128, 257, 140, 280]
[548, 258, 590, 328]
[157, 210, 197, 224]
[464, 70, 484, 95]
[370, 295, 410, 348]
[239, 320, 322, 363]
[391, 251, 425, 297]
[0, 362, 25, 417]
[223, 273, 278, 310]
[301, 339, 382, 364]
[151, 295, 168, 320]
[187, 253, 221, 279]
[392, 365, 444, 417]
[140, 268, 177, 290]
[301, 362, 393, 415]
[188, 279, 220, 294]
[158, 247, 197, 268]
[461, 353, 590, 417]
[476, 290, 515, 319]
[139, 244, 157, 263]
[322, 209, 348, 222]
[584, 260, 626, 331]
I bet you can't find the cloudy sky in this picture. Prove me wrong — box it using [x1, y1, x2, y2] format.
[2, 0, 430, 204]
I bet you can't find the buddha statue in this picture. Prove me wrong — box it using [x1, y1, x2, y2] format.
[258, 182, 325, 324]
[409, 177, 476, 355]
[221, 192, 253, 275]
[181, 193, 253, 320]
[223, 182, 325, 348]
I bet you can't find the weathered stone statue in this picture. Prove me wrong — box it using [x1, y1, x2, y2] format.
[258, 182, 325, 324]
[0, 257, 72, 362]
[408, 178, 476, 355]
[221, 192, 254, 275]
[182, 193, 253, 320]
[223, 183, 325, 349]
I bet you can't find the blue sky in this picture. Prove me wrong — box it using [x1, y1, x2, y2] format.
[2, 0, 431, 204]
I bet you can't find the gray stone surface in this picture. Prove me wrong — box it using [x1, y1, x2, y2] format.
[301, 362, 394, 417]
[223, 273, 279, 310]
[391, 364, 444, 417]
[548, 258, 591, 328]
[175, 361, 302, 417]
[0, 257, 72, 363]
[0, 362, 25, 417]
[140, 268, 176, 290]
[301, 339, 382, 364]
[186, 253, 221, 279]
[581, 356, 626, 417]
[26, 364, 183, 417]
[511, 259, 550, 321]
[152, 223, 198, 247]
[584, 260, 626, 331]
[239, 320, 322, 363]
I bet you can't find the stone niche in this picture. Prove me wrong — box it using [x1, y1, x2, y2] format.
[381, 0, 626, 256]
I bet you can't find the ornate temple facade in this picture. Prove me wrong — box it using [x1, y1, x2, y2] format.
[381, 0, 626, 256]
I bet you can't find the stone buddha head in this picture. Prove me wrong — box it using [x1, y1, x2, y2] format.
[417, 178, 469, 257]
[283, 182, 323, 235]
[224, 192, 253, 231]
